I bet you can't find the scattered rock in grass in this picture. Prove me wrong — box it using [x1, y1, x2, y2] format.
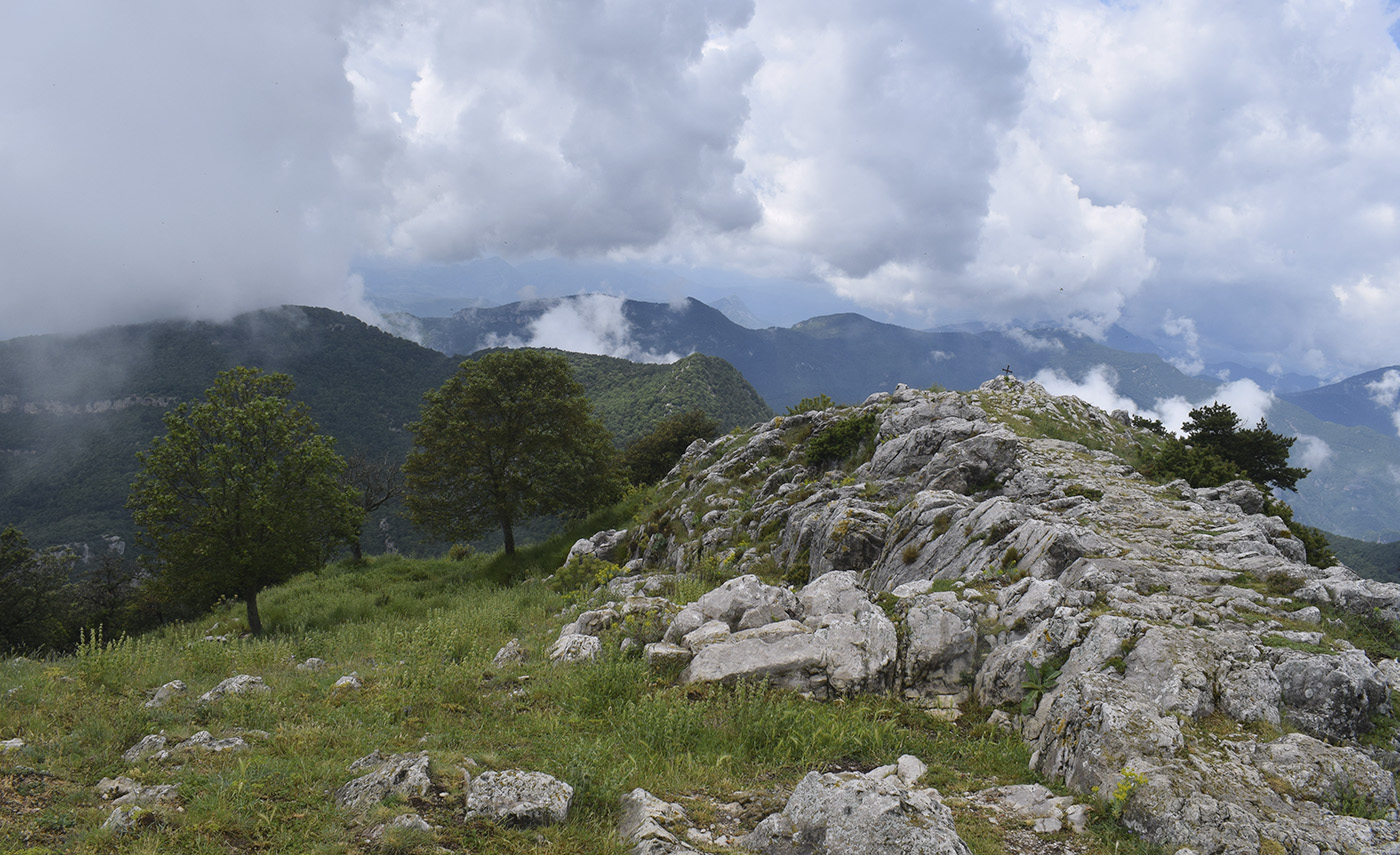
[296, 657, 326, 671]
[333, 672, 362, 690]
[492, 639, 528, 667]
[198, 674, 269, 702]
[121, 734, 167, 763]
[364, 812, 434, 844]
[96, 775, 181, 807]
[740, 756, 973, 855]
[335, 751, 432, 813]
[169, 731, 248, 757]
[619, 788, 702, 854]
[549, 633, 601, 664]
[465, 770, 573, 826]
[143, 679, 186, 709]
[101, 804, 158, 833]
[1, 737, 24, 753]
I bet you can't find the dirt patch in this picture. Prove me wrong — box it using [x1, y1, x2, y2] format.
[0, 771, 86, 849]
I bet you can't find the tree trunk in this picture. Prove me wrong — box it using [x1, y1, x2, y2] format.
[245, 588, 263, 636]
[501, 513, 516, 556]
[350, 540, 363, 562]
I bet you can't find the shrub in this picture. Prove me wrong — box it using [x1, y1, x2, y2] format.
[805, 412, 877, 468]
[552, 554, 625, 598]
[786, 394, 835, 415]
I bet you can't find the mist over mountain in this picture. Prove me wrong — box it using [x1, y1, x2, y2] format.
[0, 307, 768, 551]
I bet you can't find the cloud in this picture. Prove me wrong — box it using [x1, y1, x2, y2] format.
[1005, 328, 1066, 353]
[514, 295, 683, 364]
[4, 0, 1400, 383]
[1292, 435, 1333, 471]
[1032, 365, 1140, 414]
[1000, 0, 1400, 373]
[0, 2, 380, 339]
[1034, 364, 1276, 434]
[1162, 312, 1204, 376]
[347, 0, 762, 262]
[1366, 369, 1400, 409]
[1365, 368, 1400, 437]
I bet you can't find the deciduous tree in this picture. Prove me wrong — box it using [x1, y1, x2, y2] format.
[404, 350, 622, 555]
[0, 526, 72, 651]
[127, 367, 362, 635]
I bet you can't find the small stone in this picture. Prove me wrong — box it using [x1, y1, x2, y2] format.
[333, 673, 362, 690]
[121, 734, 167, 764]
[1, 737, 24, 753]
[144, 680, 187, 709]
[492, 639, 528, 667]
[198, 675, 269, 703]
[296, 657, 327, 671]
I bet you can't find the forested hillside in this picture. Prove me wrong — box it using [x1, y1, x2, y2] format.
[0, 308, 770, 550]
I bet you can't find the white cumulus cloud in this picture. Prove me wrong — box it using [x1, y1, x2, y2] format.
[1034, 364, 1276, 435]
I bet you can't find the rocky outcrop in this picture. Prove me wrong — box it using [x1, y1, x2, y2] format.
[651, 572, 897, 700]
[568, 377, 1400, 854]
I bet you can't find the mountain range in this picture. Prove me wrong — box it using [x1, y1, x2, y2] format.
[400, 295, 1400, 543]
[0, 307, 770, 552]
[2, 296, 1397, 561]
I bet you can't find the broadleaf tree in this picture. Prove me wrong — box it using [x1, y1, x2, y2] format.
[404, 350, 623, 555]
[127, 367, 362, 635]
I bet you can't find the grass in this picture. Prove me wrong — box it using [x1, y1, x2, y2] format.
[1, 534, 1163, 854]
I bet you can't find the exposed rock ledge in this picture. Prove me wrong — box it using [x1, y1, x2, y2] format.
[564, 377, 1400, 855]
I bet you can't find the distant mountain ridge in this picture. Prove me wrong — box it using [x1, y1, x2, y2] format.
[405, 295, 1400, 543]
[0, 307, 769, 550]
[413, 296, 1220, 410]
[1282, 366, 1400, 437]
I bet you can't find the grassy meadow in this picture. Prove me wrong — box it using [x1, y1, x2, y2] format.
[0, 508, 1161, 854]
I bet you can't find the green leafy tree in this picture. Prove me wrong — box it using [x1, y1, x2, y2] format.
[1157, 403, 1309, 492]
[622, 409, 720, 484]
[127, 367, 362, 635]
[0, 526, 73, 652]
[404, 350, 623, 555]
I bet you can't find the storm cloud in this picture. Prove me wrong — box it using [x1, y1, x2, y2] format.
[2, 0, 1398, 379]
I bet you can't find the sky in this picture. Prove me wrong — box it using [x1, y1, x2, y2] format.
[2, 0, 1400, 382]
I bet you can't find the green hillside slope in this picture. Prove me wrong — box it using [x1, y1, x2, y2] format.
[0, 308, 769, 550]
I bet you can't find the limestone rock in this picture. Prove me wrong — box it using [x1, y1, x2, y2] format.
[96, 775, 180, 807]
[198, 674, 269, 702]
[899, 592, 978, 699]
[567, 528, 631, 566]
[550, 633, 602, 664]
[1275, 649, 1389, 741]
[492, 638, 528, 667]
[143, 679, 186, 709]
[741, 762, 973, 855]
[170, 730, 248, 756]
[679, 573, 896, 699]
[561, 606, 620, 638]
[969, 784, 1088, 834]
[121, 734, 167, 764]
[465, 770, 573, 826]
[619, 788, 701, 855]
[334, 752, 432, 813]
